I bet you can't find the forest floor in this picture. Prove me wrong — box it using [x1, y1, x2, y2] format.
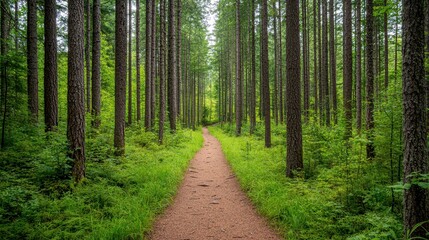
[149, 128, 281, 240]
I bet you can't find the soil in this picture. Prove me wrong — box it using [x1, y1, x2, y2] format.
[149, 128, 281, 240]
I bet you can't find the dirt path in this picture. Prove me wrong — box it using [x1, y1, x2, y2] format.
[149, 128, 281, 240]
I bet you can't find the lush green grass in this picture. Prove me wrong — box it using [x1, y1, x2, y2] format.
[0, 124, 203, 240]
[209, 123, 402, 240]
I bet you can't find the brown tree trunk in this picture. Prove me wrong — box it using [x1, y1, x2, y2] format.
[177, 0, 182, 121]
[402, 0, 429, 237]
[302, 0, 309, 122]
[366, 0, 375, 159]
[384, 0, 388, 89]
[313, 0, 318, 116]
[235, 0, 242, 136]
[286, 0, 303, 177]
[91, 0, 101, 128]
[114, 0, 127, 155]
[136, 0, 141, 122]
[168, 0, 177, 132]
[128, 0, 132, 125]
[261, 0, 271, 148]
[273, 0, 279, 125]
[249, 0, 256, 134]
[356, 0, 362, 134]
[278, 0, 284, 124]
[67, 0, 86, 183]
[343, 0, 352, 139]
[329, 0, 337, 125]
[145, 0, 152, 131]
[159, 0, 166, 144]
[322, 0, 330, 126]
[150, 0, 156, 126]
[27, 0, 38, 121]
[44, 0, 58, 132]
[86, 0, 91, 113]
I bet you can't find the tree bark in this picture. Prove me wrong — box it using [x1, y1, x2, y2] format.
[235, 0, 242, 136]
[250, 0, 256, 134]
[168, 0, 177, 132]
[128, 0, 132, 125]
[402, 0, 429, 237]
[366, 0, 375, 159]
[136, 0, 141, 122]
[356, 0, 362, 134]
[261, 0, 270, 148]
[144, 0, 152, 131]
[286, 0, 303, 177]
[68, 0, 86, 183]
[330, 0, 337, 124]
[384, 0, 388, 89]
[302, 0, 309, 122]
[177, 0, 182, 120]
[343, 0, 352, 139]
[86, 0, 91, 113]
[27, 0, 38, 121]
[322, 0, 330, 126]
[44, 0, 58, 131]
[91, 0, 101, 128]
[159, 0, 166, 144]
[114, 0, 127, 155]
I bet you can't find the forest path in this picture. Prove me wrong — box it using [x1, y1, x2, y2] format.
[149, 128, 281, 240]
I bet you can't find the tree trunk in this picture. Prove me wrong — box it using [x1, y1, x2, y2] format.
[313, 0, 318, 116]
[136, 0, 141, 122]
[44, 0, 58, 132]
[302, 0, 309, 122]
[177, 0, 182, 120]
[68, 0, 86, 183]
[286, 0, 303, 177]
[145, 0, 152, 131]
[250, 0, 256, 134]
[330, 0, 337, 124]
[343, 0, 352, 139]
[235, 0, 242, 136]
[384, 0, 388, 89]
[366, 0, 375, 159]
[168, 0, 177, 132]
[278, 0, 284, 124]
[273, 0, 279, 125]
[127, 0, 132, 125]
[27, 0, 38, 121]
[261, 0, 271, 148]
[86, 0, 91, 113]
[150, 0, 156, 126]
[114, 0, 127, 155]
[356, 0, 362, 134]
[322, 0, 330, 126]
[402, 0, 429, 237]
[159, 0, 166, 144]
[91, 0, 101, 128]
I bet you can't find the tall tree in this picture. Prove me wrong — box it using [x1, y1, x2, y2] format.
[127, 0, 132, 124]
[343, 0, 352, 139]
[286, 0, 303, 177]
[322, 0, 330, 126]
[85, 0, 91, 113]
[261, 0, 270, 147]
[402, 0, 429, 237]
[249, 0, 256, 134]
[44, 0, 58, 131]
[91, 0, 101, 128]
[383, 0, 388, 89]
[235, 0, 242, 136]
[145, 0, 152, 131]
[136, 0, 141, 122]
[27, 0, 38, 121]
[114, 0, 127, 154]
[177, 0, 182, 119]
[67, 0, 86, 183]
[168, 0, 177, 132]
[1, 0, 8, 148]
[366, 0, 375, 159]
[302, 0, 310, 122]
[159, 0, 166, 143]
[329, 0, 337, 124]
[356, 0, 362, 134]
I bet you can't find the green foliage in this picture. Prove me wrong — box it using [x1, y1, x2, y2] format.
[209, 123, 402, 240]
[0, 124, 203, 240]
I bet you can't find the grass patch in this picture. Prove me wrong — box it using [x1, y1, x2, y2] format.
[0, 125, 203, 240]
[209, 124, 401, 240]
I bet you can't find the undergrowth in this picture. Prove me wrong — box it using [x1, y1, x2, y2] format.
[209, 123, 402, 240]
[0, 123, 203, 240]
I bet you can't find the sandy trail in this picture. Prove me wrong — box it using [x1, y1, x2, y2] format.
[149, 128, 281, 240]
